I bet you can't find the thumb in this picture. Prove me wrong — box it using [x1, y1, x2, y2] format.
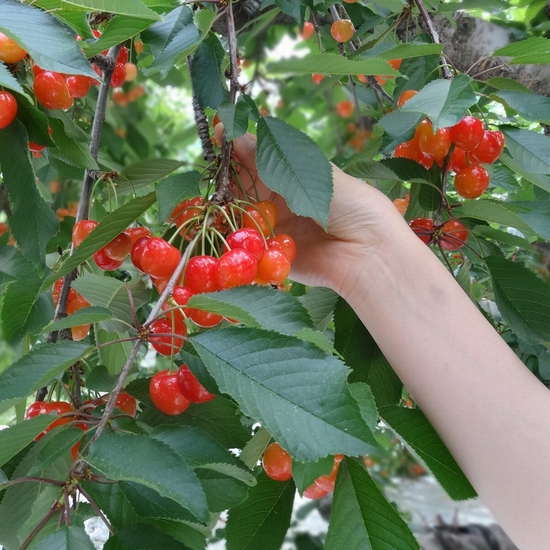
[214, 123, 258, 168]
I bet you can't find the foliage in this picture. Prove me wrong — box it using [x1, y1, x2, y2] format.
[0, 0, 549, 548]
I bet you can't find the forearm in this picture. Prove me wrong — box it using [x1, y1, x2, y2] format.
[339, 205, 550, 550]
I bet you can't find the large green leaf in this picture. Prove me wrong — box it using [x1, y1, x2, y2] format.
[62, 0, 160, 20]
[334, 298, 402, 407]
[2, 269, 54, 345]
[41, 192, 157, 292]
[104, 523, 194, 550]
[0, 62, 28, 97]
[187, 286, 314, 335]
[0, 416, 53, 468]
[256, 116, 333, 229]
[48, 118, 98, 170]
[192, 327, 378, 462]
[292, 455, 334, 494]
[267, 52, 399, 76]
[345, 159, 431, 183]
[0, 341, 91, 414]
[502, 128, 550, 175]
[376, 43, 444, 60]
[400, 75, 477, 129]
[226, 472, 295, 550]
[486, 255, 550, 345]
[118, 159, 186, 195]
[87, 432, 209, 523]
[156, 171, 202, 224]
[492, 91, 550, 124]
[217, 100, 250, 141]
[494, 37, 550, 64]
[379, 406, 476, 500]
[33, 525, 96, 550]
[0, 0, 96, 77]
[298, 287, 339, 332]
[377, 110, 425, 154]
[0, 122, 59, 265]
[44, 306, 114, 333]
[325, 458, 420, 550]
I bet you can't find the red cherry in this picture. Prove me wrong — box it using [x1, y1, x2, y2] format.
[52, 279, 77, 306]
[177, 364, 215, 403]
[117, 46, 129, 65]
[303, 482, 329, 499]
[216, 249, 257, 289]
[397, 90, 418, 108]
[448, 147, 474, 173]
[266, 234, 296, 263]
[312, 74, 325, 85]
[130, 236, 150, 272]
[470, 130, 505, 164]
[94, 248, 124, 271]
[66, 75, 91, 99]
[149, 370, 190, 415]
[262, 442, 293, 481]
[315, 455, 344, 492]
[330, 19, 355, 42]
[110, 63, 126, 88]
[440, 219, 469, 250]
[0, 32, 27, 64]
[416, 119, 452, 162]
[126, 226, 152, 246]
[187, 308, 223, 328]
[25, 401, 74, 440]
[149, 318, 186, 356]
[394, 140, 432, 169]
[243, 200, 278, 237]
[336, 100, 354, 118]
[141, 237, 182, 279]
[454, 165, 490, 199]
[184, 255, 219, 294]
[33, 71, 71, 110]
[67, 294, 90, 314]
[71, 324, 91, 341]
[256, 249, 291, 285]
[103, 232, 131, 261]
[449, 116, 485, 152]
[0, 91, 17, 129]
[409, 218, 434, 244]
[226, 227, 265, 262]
[301, 21, 315, 40]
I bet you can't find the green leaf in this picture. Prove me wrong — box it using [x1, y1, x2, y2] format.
[325, 458, 420, 550]
[157, 171, 202, 224]
[142, 6, 201, 77]
[345, 159, 431, 183]
[268, 52, 400, 76]
[118, 159, 186, 195]
[27, 427, 84, 475]
[0, 0, 96, 77]
[41, 192, 157, 292]
[226, 472, 295, 550]
[217, 101, 250, 140]
[62, 0, 160, 20]
[507, 201, 550, 241]
[292, 455, 334, 494]
[187, 286, 314, 335]
[502, 128, 550, 175]
[486, 255, 550, 345]
[0, 122, 59, 265]
[400, 75, 477, 129]
[0, 247, 35, 286]
[48, 118, 98, 170]
[334, 298, 402, 407]
[298, 287, 338, 331]
[0, 416, 53, 468]
[472, 226, 531, 249]
[494, 37, 550, 64]
[0, 62, 28, 97]
[459, 200, 535, 237]
[257, 116, 333, 228]
[44, 306, 114, 333]
[87, 432, 209, 523]
[376, 43, 444, 60]
[192, 327, 378, 462]
[239, 426, 272, 469]
[380, 406, 477, 500]
[97, 330, 136, 375]
[0, 341, 91, 414]
[349, 382, 378, 432]
[492, 91, 550, 125]
[33, 525, 97, 550]
[104, 523, 194, 550]
[499, 152, 550, 194]
[191, 33, 228, 110]
[377, 110, 425, 154]
[2, 270, 54, 345]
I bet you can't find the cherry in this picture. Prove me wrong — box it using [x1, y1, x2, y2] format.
[448, 147, 472, 173]
[266, 234, 297, 263]
[303, 482, 329, 499]
[111, 62, 126, 88]
[33, 71, 71, 110]
[93, 392, 137, 416]
[124, 62, 138, 82]
[0, 91, 17, 129]
[130, 236, 150, 272]
[330, 19, 355, 42]
[177, 364, 215, 403]
[187, 308, 223, 328]
[256, 249, 291, 285]
[470, 130, 505, 164]
[117, 46, 129, 65]
[94, 248, 124, 271]
[216, 248, 257, 289]
[67, 294, 91, 341]
[52, 279, 77, 306]
[226, 227, 265, 262]
[149, 370, 190, 416]
[66, 75, 91, 99]
[449, 116, 485, 152]
[134, 39, 144, 54]
[409, 218, 434, 245]
[0, 33, 27, 64]
[392, 195, 410, 216]
[397, 89, 418, 108]
[416, 119, 452, 162]
[103, 231, 131, 261]
[140, 237, 182, 279]
[262, 442, 293, 481]
[375, 59, 402, 86]
[301, 21, 315, 40]
[242, 200, 278, 237]
[149, 318, 186, 356]
[312, 74, 325, 85]
[315, 454, 344, 492]
[394, 140, 432, 169]
[454, 165, 490, 199]
[126, 226, 152, 245]
[336, 100, 354, 118]
[440, 219, 468, 250]
[184, 255, 219, 294]
[25, 401, 74, 440]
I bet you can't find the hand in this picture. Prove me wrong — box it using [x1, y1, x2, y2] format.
[217, 127, 408, 295]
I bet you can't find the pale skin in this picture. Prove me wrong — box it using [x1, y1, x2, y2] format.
[216, 127, 550, 550]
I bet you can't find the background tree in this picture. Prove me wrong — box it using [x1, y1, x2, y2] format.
[0, 0, 549, 549]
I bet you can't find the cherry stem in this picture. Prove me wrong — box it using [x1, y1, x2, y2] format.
[19, 501, 61, 550]
[1, 476, 66, 489]
[77, 483, 114, 534]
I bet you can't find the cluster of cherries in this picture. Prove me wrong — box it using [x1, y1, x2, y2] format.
[395, 90, 505, 200]
[262, 442, 344, 499]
